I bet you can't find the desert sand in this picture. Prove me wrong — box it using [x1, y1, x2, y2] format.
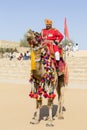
[0, 82, 87, 130]
[0, 50, 87, 130]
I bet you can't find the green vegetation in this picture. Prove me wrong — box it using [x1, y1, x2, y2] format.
[62, 39, 74, 48]
[20, 34, 29, 47]
[0, 47, 18, 54]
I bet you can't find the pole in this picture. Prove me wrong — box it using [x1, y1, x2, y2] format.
[64, 36, 66, 61]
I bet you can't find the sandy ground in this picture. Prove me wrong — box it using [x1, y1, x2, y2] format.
[0, 82, 87, 130]
[0, 50, 87, 130]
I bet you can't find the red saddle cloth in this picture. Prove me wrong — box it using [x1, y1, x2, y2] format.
[59, 60, 65, 73]
[42, 41, 54, 55]
[52, 58, 69, 85]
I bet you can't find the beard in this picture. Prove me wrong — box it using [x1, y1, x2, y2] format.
[46, 25, 52, 29]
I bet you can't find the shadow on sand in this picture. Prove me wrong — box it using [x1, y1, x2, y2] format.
[40, 105, 57, 120]
[34, 105, 66, 120]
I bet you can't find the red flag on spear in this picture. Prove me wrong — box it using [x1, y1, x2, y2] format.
[64, 17, 69, 40]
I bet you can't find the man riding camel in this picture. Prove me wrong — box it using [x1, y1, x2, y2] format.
[41, 19, 64, 72]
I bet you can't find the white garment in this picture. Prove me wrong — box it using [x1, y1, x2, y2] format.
[55, 51, 60, 61]
[75, 45, 78, 51]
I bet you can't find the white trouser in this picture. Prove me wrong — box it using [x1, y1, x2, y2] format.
[55, 51, 60, 61]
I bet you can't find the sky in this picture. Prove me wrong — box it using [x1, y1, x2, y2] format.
[0, 0, 87, 50]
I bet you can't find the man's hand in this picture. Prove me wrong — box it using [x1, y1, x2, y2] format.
[54, 40, 59, 45]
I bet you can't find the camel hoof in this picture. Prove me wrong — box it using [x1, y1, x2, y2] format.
[30, 121, 35, 124]
[52, 117, 55, 120]
[43, 116, 48, 121]
[46, 119, 54, 127]
[62, 106, 66, 111]
[58, 114, 64, 119]
[58, 116, 64, 119]
[30, 120, 40, 124]
[46, 123, 54, 127]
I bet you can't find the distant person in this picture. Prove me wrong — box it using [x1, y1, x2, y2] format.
[17, 53, 23, 60]
[71, 45, 76, 57]
[75, 43, 79, 51]
[9, 51, 14, 60]
[23, 52, 29, 60]
[26, 51, 30, 59]
[23, 53, 27, 60]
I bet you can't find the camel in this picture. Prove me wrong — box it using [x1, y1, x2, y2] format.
[26, 29, 68, 126]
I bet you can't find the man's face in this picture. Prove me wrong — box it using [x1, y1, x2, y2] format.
[46, 24, 52, 29]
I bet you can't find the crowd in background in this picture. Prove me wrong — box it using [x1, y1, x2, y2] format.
[9, 50, 30, 61]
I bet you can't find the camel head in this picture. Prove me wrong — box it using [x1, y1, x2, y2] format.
[26, 29, 42, 48]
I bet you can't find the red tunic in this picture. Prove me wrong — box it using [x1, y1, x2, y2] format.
[41, 28, 64, 53]
[41, 28, 63, 42]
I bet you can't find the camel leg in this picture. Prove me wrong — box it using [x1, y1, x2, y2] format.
[56, 74, 65, 119]
[56, 85, 61, 117]
[60, 86, 64, 118]
[56, 96, 60, 117]
[58, 86, 64, 119]
[46, 99, 54, 127]
[30, 99, 42, 124]
[34, 107, 40, 124]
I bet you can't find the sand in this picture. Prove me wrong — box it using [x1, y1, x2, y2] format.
[0, 82, 87, 130]
[0, 50, 87, 130]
